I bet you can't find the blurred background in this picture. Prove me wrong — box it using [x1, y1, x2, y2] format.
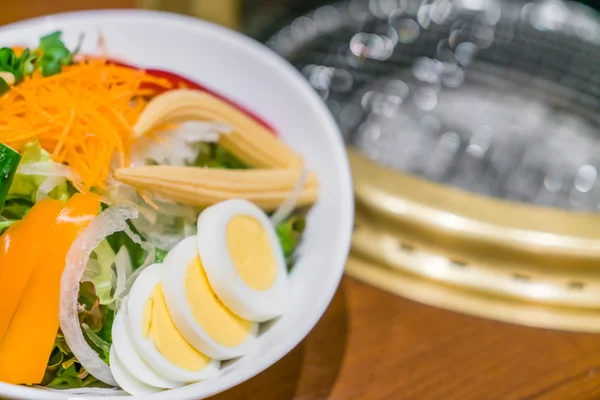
[6, 0, 600, 332]
[7, 2, 600, 399]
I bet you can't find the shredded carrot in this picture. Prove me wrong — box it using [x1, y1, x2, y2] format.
[0, 58, 173, 189]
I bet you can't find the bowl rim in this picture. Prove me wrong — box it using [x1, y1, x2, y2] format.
[0, 8, 354, 400]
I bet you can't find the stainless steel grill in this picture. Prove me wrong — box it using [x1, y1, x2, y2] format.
[267, 0, 600, 212]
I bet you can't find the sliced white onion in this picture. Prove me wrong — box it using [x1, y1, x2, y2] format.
[59, 204, 139, 387]
[36, 176, 66, 201]
[184, 221, 197, 237]
[136, 197, 197, 251]
[271, 165, 308, 227]
[129, 121, 230, 167]
[114, 246, 132, 304]
[123, 223, 155, 260]
[121, 240, 159, 298]
[122, 263, 148, 298]
[118, 246, 134, 278]
[144, 233, 181, 252]
[151, 198, 197, 219]
[175, 121, 231, 142]
[105, 182, 198, 252]
[18, 160, 86, 196]
[119, 224, 156, 300]
[17, 161, 75, 177]
[107, 183, 159, 225]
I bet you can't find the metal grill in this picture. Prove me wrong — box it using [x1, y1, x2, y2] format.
[266, 0, 600, 211]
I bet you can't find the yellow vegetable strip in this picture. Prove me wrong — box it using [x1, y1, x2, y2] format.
[0, 194, 101, 385]
[0, 199, 64, 348]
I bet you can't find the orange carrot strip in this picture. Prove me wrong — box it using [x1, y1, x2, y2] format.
[0, 59, 158, 189]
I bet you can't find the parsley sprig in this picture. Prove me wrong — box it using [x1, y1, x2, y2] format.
[0, 31, 82, 94]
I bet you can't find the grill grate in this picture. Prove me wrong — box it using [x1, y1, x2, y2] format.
[266, 0, 600, 211]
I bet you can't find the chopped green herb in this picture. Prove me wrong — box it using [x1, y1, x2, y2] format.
[0, 30, 81, 94]
[37, 31, 79, 77]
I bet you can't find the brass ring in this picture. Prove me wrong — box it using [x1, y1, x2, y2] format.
[349, 148, 600, 329]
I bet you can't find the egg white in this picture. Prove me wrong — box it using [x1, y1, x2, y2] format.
[126, 263, 221, 383]
[161, 236, 259, 360]
[196, 199, 290, 322]
[111, 299, 182, 389]
[109, 346, 162, 396]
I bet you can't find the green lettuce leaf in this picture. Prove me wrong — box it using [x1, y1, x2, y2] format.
[7, 140, 70, 204]
[78, 282, 114, 365]
[89, 240, 117, 305]
[106, 223, 147, 271]
[78, 281, 106, 332]
[43, 282, 113, 388]
[193, 143, 247, 169]
[45, 360, 98, 389]
[0, 218, 15, 235]
[6, 141, 50, 202]
[155, 248, 168, 264]
[97, 308, 115, 348]
[82, 324, 110, 364]
[1, 198, 33, 220]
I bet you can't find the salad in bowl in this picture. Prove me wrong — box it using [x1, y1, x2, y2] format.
[0, 10, 353, 400]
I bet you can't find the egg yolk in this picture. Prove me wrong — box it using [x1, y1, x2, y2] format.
[226, 215, 277, 291]
[185, 256, 252, 347]
[142, 284, 211, 372]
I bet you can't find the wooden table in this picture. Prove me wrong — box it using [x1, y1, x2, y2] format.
[213, 276, 600, 400]
[5, 3, 600, 399]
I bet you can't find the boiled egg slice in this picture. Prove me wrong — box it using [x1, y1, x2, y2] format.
[109, 346, 161, 396]
[161, 236, 258, 360]
[196, 199, 289, 322]
[126, 263, 220, 383]
[111, 299, 182, 389]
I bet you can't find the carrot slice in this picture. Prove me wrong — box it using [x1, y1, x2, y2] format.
[0, 199, 63, 347]
[0, 193, 100, 385]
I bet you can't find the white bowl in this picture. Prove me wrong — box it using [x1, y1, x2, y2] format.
[0, 10, 353, 400]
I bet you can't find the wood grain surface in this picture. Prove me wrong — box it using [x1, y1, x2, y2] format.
[210, 276, 600, 400]
[4, 3, 600, 399]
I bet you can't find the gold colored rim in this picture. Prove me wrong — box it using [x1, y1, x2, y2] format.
[350, 148, 600, 262]
[352, 207, 600, 308]
[349, 148, 600, 321]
